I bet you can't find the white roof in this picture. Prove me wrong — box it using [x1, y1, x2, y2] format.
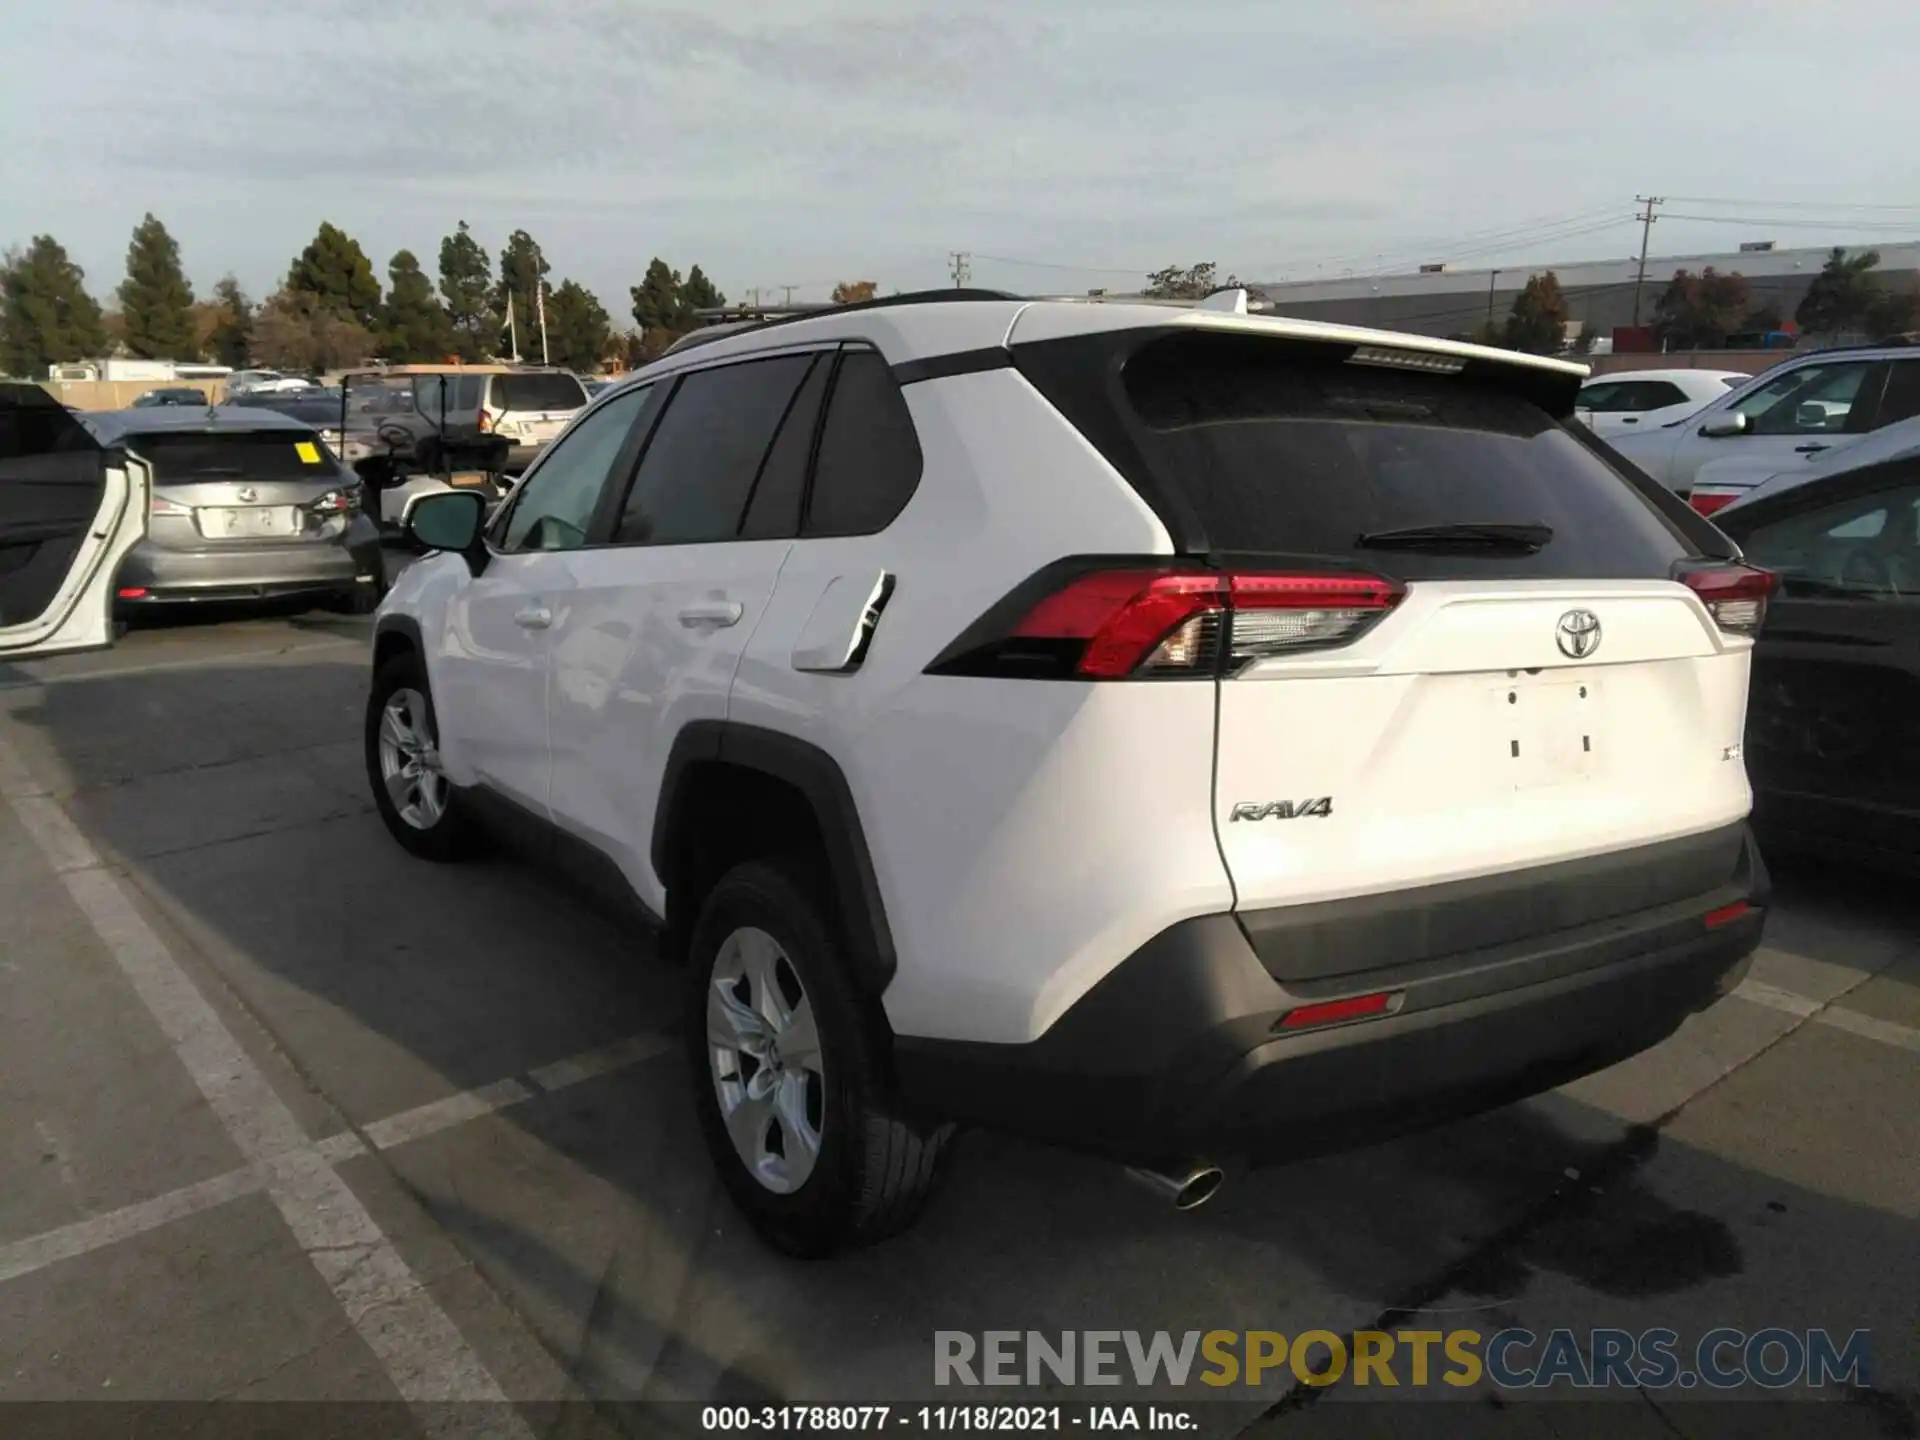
[626, 297, 1588, 387]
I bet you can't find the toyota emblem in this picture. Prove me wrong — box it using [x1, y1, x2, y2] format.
[236, 486, 258, 503]
[1555, 609, 1602, 660]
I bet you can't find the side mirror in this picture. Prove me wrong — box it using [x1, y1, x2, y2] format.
[404, 490, 489, 573]
[1701, 412, 1750, 438]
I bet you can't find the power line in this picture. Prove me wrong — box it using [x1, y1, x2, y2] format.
[1665, 195, 1920, 213]
[1660, 213, 1920, 232]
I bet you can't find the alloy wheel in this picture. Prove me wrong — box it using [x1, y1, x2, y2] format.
[706, 925, 826, 1193]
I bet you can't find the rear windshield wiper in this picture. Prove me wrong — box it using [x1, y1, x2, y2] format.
[1354, 522, 1553, 554]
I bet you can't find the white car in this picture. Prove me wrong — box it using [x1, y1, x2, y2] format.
[1611, 344, 1920, 496]
[1700, 412, 1920, 517]
[1575, 369, 1750, 438]
[363, 294, 1772, 1255]
[0, 383, 151, 661]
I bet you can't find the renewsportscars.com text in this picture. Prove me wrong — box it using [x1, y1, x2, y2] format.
[935, 1327, 1873, 1391]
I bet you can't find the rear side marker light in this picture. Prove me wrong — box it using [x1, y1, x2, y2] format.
[1688, 490, 1741, 517]
[117, 587, 148, 599]
[1704, 901, 1753, 929]
[1276, 990, 1400, 1032]
[930, 563, 1405, 680]
[1679, 564, 1777, 638]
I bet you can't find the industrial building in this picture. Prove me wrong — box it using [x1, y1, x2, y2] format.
[1239, 239, 1920, 341]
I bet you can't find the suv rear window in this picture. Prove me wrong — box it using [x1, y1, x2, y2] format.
[490, 374, 587, 413]
[130, 431, 335, 484]
[1100, 332, 1696, 579]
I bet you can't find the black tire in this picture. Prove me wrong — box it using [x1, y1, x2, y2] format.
[364, 650, 477, 861]
[686, 859, 956, 1257]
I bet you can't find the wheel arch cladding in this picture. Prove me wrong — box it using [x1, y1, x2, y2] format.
[653, 721, 897, 995]
[372, 614, 423, 673]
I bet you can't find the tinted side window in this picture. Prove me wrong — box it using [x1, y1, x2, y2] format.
[499, 385, 650, 552]
[1638, 381, 1689, 408]
[741, 354, 830, 541]
[804, 350, 924, 537]
[1874, 360, 1920, 429]
[1738, 482, 1920, 602]
[615, 355, 815, 545]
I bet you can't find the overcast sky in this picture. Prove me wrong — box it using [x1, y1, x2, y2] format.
[6, 0, 1920, 316]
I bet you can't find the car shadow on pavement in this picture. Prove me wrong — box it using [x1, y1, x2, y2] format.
[5, 656, 1917, 1424]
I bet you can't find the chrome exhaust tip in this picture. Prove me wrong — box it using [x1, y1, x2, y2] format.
[1124, 1161, 1226, 1211]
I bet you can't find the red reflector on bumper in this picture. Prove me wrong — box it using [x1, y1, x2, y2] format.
[116, 587, 148, 599]
[1704, 901, 1753, 929]
[1277, 990, 1398, 1031]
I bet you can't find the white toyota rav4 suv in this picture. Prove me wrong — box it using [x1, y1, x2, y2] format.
[364, 291, 1774, 1256]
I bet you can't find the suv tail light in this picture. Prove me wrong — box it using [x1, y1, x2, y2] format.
[477, 409, 495, 434]
[1688, 488, 1742, 517]
[1680, 563, 1776, 636]
[927, 562, 1405, 680]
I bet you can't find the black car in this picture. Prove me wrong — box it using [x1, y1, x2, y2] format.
[132, 386, 209, 407]
[1715, 453, 1920, 872]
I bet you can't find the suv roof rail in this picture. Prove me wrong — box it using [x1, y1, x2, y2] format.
[1792, 336, 1917, 356]
[677, 289, 1027, 348]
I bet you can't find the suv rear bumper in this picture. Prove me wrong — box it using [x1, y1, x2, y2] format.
[894, 824, 1768, 1165]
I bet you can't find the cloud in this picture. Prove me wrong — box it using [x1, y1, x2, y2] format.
[5, 0, 1920, 309]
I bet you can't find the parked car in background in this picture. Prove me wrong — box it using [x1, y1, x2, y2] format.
[131, 386, 210, 408]
[1574, 370, 1748, 437]
[1689, 412, 1920, 516]
[77, 406, 382, 611]
[225, 370, 316, 398]
[1715, 453, 1920, 874]
[0, 383, 150, 659]
[1611, 343, 1920, 498]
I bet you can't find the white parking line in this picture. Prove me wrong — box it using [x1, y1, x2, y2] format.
[0, 638, 366, 691]
[0, 1164, 267, 1285]
[0, 732, 527, 1434]
[0, 1030, 673, 1285]
[1815, 1004, 1920, 1054]
[1733, 977, 1919, 1052]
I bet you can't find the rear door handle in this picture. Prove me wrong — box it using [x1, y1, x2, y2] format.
[514, 605, 552, 630]
[1794, 443, 1830, 454]
[679, 600, 743, 628]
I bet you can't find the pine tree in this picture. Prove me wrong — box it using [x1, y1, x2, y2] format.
[683, 265, 725, 312]
[1796, 248, 1883, 339]
[287, 222, 382, 330]
[378, 250, 453, 362]
[1, 236, 108, 374]
[545, 280, 611, 372]
[117, 213, 196, 359]
[629, 257, 685, 334]
[437, 220, 493, 362]
[208, 275, 253, 368]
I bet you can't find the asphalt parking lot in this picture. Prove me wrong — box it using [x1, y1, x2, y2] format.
[0, 608, 1915, 1439]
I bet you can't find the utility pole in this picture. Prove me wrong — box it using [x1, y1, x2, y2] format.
[782, 285, 794, 306]
[949, 251, 971, 288]
[1486, 269, 1500, 333]
[1631, 195, 1664, 327]
[536, 284, 549, 366]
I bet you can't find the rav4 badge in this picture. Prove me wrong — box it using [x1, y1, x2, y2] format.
[1230, 798, 1334, 821]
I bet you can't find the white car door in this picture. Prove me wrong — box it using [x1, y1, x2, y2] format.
[1629, 356, 1884, 491]
[0, 385, 150, 661]
[544, 348, 831, 908]
[433, 384, 654, 813]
